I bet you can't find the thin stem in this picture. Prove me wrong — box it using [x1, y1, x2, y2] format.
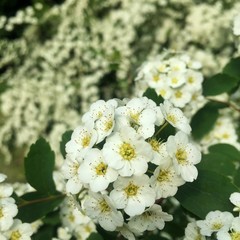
[206, 97, 240, 112]
[17, 193, 65, 208]
[154, 121, 169, 137]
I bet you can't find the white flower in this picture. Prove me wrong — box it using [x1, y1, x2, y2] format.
[78, 148, 118, 192]
[0, 184, 13, 198]
[117, 223, 137, 240]
[128, 204, 173, 233]
[167, 72, 186, 88]
[0, 198, 18, 231]
[233, 14, 240, 36]
[83, 192, 124, 231]
[150, 160, 185, 198]
[115, 97, 163, 139]
[197, 210, 234, 237]
[102, 127, 153, 177]
[185, 69, 203, 92]
[156, 84, 173, 100]
[166, 131, 201, 182]
[230, 192, 240, 214]
[160, 100, 191, 134]
[110, 175, 156, 217]
[148, 140, 170, 165]
[168, 58, 187, 73]
[4, 219, 33, 240]
[65, 126, 98, 158]
[171, 87, 192, 108]
[0, 174, 7, 183]
[74, 221, 96, 240]
[56, 227, 71, 240]
[82, 99, 118, 143]
[217, 217, 240, 240]
[183, 222, 206, 240]
[61, 154, 83, 194]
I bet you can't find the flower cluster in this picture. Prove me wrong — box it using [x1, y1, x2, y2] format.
[135, 52, 204, 115]
[62, 97, 201, 238]
[183, 192, 240, 240]
[0, 174, 33, 239]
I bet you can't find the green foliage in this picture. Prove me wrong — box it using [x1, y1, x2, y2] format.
[190, 102, 220, 140]
[32, 225, 55, 240]
[203, 73, 239, 96]
[60, 130, 73, 159]
[223, 57, 240, 80]
[176, 170, 240, 219]
[87, 233, 104, 240]
[143, 88, 164, 105]
[16, 191, 64, 223]
[24, 138, 56, 194]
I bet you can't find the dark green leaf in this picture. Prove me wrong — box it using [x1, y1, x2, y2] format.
[24, 138, 56, 194]
[198, 152, 236, 177]
[32, 225, 55, 240]
[203, 73, 239, 96]
[42, 210, 61, 226]
[60, 130, 73, 158]
[223, 57, 240, 80]
[143, 88, 164, 105]
[233, 167, 240, 188]
[87, 232, 104, 240]
[16, 191, 65, 223]
[190, 103, 219, 140]
[176, 170, 240, 219]
[208, 143, 240, 159]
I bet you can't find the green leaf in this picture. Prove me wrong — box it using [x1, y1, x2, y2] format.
[32, 225, 55, 240]
[60, 130, 73, 158]
[176, 170, 240, 219]
[223, 57, 240, 80]
[87, 233, 104, 240]
[190, 103, 220, 140]
[16, 191, 65, 223]
[198, 152, 236, 177]
[143, 88, 164, 105]
[202, 73, 239, 96]
[24, 138, 56, 194]
[208, 143, 240, 159]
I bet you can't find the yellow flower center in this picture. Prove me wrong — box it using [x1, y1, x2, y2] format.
[159, 89, 166, 97]
[175, 90, 182, 98]
[171, 77, 178, 84]
[81, 135, 91, 148]
[157, 169, 171, 182]
[124, 183, 139, 197]
[175, 148, 187, 165]
[153, 75, 160, 82]
[10, 231, 21, 240]
[95, 162, 108, 176]
[119, 142, 136, 161]
[130, 112, 140, 123]
[166, 114, 176, 124]
[104, 120, 113, 132]
[211, 222, 223, 231]
[149, 138, 160, 152]
[84, 225, 93, 233]
[188, 76, 194, 84]
[99, 199, 110, 213]
[230, 232, 240, 240]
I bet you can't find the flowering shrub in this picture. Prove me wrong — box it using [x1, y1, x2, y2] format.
[0, 1, 240, 240]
